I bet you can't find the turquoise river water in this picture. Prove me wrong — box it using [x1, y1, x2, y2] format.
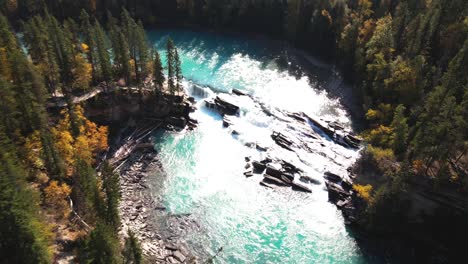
[148, 29, 368, 264]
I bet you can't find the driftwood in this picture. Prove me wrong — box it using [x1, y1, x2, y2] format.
[110, 121, 162, 169]
[68, 197, 91, 233]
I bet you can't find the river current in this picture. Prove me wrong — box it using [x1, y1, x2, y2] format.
[148, 29, 367, 264]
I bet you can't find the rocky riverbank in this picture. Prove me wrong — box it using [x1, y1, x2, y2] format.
[117, 147, 198, 263]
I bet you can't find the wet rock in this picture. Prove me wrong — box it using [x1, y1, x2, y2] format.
[260, 180, 277, 189]
[341, 177, 353, 190]
[232, 89, 247, 96]
[280, 174, 293, 185]
[287, 112, 307, 123]
[244, 171, 254, 177]
[292, 178, 313, 192]
[300, 175, 321, 185]
[245, 156, 251, 162]
[266, 163, 282, 178]
[223, 116, 233, 127]
[281, 160, 302, 174]
[214, 95, 240, 115]
[165, 243, 178, 251]
[324, 171, 342, 183]
[326, 181, 351, 202]
[173, 251, 186, 263]
[255, 144, 268, 151]
[264, 174, 289, 186]
[252, 161, 266, 173]
[271, 132, 294, 151]
[165, 117, 187, 128]
[166, 256, 179, 263]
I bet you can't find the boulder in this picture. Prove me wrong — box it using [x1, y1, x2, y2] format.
[223, 116, 233, 127]
[165, 117, 187, 128]
[292, 179, 313, 193]
[264, 174, 289, 186]
[324, 171, 342, 183]
[252, 161, 266, 172]
[300, 175, 321, 185]
[244, 170, 253, 177]
[255, 144, 268, 151]
[260, 180, 276, 189]
[326, 181, 351, 202]
[266, 163, 282, 178]
[173, 251, 186, 263]
[232, 89, 247, 96]
[271, 132, 294, 151]
[214, 95, 240, 115]
[280, 174, 293, 185]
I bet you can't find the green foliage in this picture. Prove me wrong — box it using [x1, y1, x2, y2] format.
[78, 222, 121, 264]
[152, 47, 165, 91]
[122, 229, 143, 264]
[0, 133, 53, 264]
[390, 105, 408, 158]
[101, 162, 121, 231]
[166, 37, 176, 94]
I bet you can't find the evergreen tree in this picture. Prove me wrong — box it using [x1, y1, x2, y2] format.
[118, 31, 132, 85]
[122, 229, 143, 264]
[80, 222, 121, 264]
[80, 10, 98, 84]
[94, 20, 113, 85]
[152, 47, 165, 92]
[72, 159, 104, 223]
[101, 162, 121, 231]
[135, 20, 150, 88]
[174, 47, 183, 93]
[0, 133, 53, 264]
[390, 105, 408, 159]
[166, 37, 175, 95]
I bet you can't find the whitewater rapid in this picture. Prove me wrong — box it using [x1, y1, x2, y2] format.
[148, 29, 367, 264]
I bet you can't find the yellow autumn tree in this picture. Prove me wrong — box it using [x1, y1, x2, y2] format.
[72, 54, 92, 91]
[44, 180, 72, 218]
[353, 184, 373, 202]
[24, 130, 45, 170]
[52, 105, 108, 173]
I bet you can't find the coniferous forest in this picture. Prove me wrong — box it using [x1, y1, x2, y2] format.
[0, 1, 467, 263]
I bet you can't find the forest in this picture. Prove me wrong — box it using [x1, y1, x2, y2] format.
[0, 0, 467, 263]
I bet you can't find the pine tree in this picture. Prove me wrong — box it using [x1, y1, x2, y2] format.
[0, 132, 53, 264]
[72, 159, 104, 223]
[135, 20, 150, 88]
[80, 222, 121, 264]
[101, 162, 121, 231]
[119, 31, 132, 85]
[80, 10, 98, 84]
[94, 20, 113, 85]
[152, 47, 165, 92]
[390, 105, 408, 159]
[122, 229, 143, 264]
[166, 37, 176, 95]
[174, 47, 183, 93]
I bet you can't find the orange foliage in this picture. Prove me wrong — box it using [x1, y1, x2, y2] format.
[321, 10, 332, 25]
[358, 19, 375, 43]
[52, 105, 108, 174]
[44, 180, 72, 218]
[412, 160, 425, 175]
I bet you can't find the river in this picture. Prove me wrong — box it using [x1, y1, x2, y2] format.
[147, 29, 367, 264]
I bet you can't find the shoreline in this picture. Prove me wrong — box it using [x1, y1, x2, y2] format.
[116, 134, 198, 264]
